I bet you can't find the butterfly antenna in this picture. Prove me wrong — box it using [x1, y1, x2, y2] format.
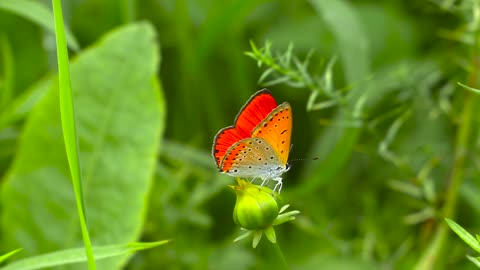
[286, 157, 319, 171]
[288, 157, 319, 164]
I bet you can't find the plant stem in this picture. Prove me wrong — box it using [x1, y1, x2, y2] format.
[256, 240, 290, 270]
[413, 62, 479, 270]
[272, 242, 289, 270]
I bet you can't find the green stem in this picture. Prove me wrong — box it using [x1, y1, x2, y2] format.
[51, 0, 97, 269]
[272, 242, 289, 270]
[413, 69, 479, 270]
[256, 240, 290, 270]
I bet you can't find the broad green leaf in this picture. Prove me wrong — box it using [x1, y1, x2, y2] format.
[445, 218, 480, 253]
[0, 77, 51, 129]
[0, 241, 168, 270]
[0, 0, 79, 51]
[1, 23, 165, 270]
[0, 249, 22, 264]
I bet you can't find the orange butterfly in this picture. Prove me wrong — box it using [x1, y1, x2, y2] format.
[212, 89, 292, 192]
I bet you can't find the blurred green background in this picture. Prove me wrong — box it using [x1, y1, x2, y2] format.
[1, 0, 480, 269]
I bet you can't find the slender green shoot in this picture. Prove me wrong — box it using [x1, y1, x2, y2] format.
[51, 0, 96, 269]
[0, 249, 22, 264]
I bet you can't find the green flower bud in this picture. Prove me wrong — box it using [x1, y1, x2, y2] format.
[231, 179, 279, 230]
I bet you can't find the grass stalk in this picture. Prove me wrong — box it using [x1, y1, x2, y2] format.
[51, 0, 97, 269]
[413, 59, 479, 270]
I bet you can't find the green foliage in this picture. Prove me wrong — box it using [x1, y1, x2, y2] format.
[0, 241, 168, 270]
[52, 0, 95, 267]
[0, 0, 79, 51]
[1, 23, 165, 269]
[0, 250, 21, 265]
[446, 219, 480, 268]
[2, 0, 480, 269]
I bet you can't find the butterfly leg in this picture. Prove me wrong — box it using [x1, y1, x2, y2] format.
[273, 177, 283, 193]
[274, 181, 283, 193]
[260, 177, 268, 186]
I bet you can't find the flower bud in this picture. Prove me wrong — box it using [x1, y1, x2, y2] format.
[231, 179, 279, 230]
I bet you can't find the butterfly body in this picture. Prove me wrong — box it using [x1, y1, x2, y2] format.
[212, 89, 292, 192]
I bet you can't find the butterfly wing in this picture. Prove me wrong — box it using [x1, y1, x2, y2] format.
[234, 89, 278, 135]
[212, 89, 278, 166]
[219, 137, 285, 179]
[251, 102, 292, 165]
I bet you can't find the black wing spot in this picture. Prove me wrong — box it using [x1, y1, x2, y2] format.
[266, 147, 270, 150]
[243, 151, 247, 154]
[281, 130, 287, 134]
[270, 156, 274, 159]
[234, 169, 238, 172]
[248, 148, 252, 151]
[281, 150, 284, 154]
[263, 123, 267, 127]
[270, 118, 274, 121]
[281, 140, 285, 144]
[255, 146, 259, 150]
[248, 166, 252, 168]
[274, 124, 278, 127]
[258, 158, 262, 161]
[264, 162, 268, 165]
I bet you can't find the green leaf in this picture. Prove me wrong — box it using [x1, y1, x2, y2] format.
[1, 23, 165, 270]
[0, 0, 79, 51]
[233, 231, 252, 243]
[0, 241, 168, 270]
[252, 231, 263, 249]
[52, 0, 96, 268]
[263, 76, 292, 87]
[0, 77, 51, 129]
[445, 219, 480, 253]
[0, 249, 22, 264]
[264, 227, 276, 244]
[467, 255, 480, 268]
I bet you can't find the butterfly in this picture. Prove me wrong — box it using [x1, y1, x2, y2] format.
[212, 89, 292, 192]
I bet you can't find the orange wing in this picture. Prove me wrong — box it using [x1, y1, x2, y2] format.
[212, 89, 278, 166]
[250, 102, 292, 165]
